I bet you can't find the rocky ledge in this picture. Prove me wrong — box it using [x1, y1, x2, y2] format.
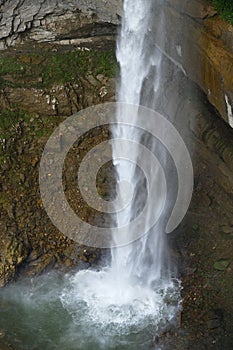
[0, 0, 121, 48]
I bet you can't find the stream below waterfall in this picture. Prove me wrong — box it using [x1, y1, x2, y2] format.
[0, 270, 180, 350]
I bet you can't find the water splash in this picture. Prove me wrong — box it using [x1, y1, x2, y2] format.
[0, 272, 181, 349]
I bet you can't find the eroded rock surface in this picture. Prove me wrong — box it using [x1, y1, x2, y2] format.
[0, 0, 232, 127]
[0, 0, 121, 48]
[158, 0, 233, 126]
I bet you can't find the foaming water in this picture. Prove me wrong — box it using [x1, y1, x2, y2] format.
[61, 269, 180, 332]
[0, 272, 181, 350]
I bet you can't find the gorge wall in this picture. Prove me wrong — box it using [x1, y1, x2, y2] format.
[162, 0, 233, 127]
[0, 0, 121, 47]
[0, 0, 232, 126]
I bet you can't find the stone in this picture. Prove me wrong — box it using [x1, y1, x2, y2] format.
[214, 259, 231, 271]
[2, 0, 231, 127]
[220, 225, 233, 234]
[207, 318, 221, 330]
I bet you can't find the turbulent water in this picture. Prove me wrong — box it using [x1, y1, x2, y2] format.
[0, 1, 183, 349]
[0, 272, 180, 350]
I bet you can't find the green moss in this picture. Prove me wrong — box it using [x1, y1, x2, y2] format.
[0, 109, 19, 138]
[34, 126, 53, 138]
[0, 108, 58, 142]
[0, 193, 9, 206]
[212, 0, 233, 24]
[0, 49, 117, 89]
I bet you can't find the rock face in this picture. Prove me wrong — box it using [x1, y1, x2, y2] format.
[0, 0, 121, 48]
[0, 0, 120, 286]
[0, 0, 232, 127]
[0, 2, 232, 347]
[158, 0, 233, 127]
[0, 104, 111, 287]
[0, 71, 115, 116]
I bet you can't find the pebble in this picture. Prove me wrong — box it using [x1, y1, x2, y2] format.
[214, 259, 230, 271]
[0, 329, 5, 338]
[220, 225, 233, 234]
[207, 319, 220, 330]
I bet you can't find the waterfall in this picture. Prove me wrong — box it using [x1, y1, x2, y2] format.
[0, 1, 195, 349]
[111, 0, 170, 287]
[37, 0, 183, 347]
[48, 0, 183, 345]
[58, 0, 182, 337]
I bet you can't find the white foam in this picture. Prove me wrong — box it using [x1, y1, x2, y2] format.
[225, 94, 233, 128]
[60, 269, 181, 336]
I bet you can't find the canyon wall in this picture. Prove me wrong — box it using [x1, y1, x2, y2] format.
[162, 0, 233, 127]
[0, 0, 232, 126]
[0, 0, 121, 47]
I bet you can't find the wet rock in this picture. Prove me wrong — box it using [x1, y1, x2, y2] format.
[207, 309, 225, 330]
[5, 204, 15, 219]
[19, 173, 25, 183]
[99, 86, 108, 98]
[0, 77, 115, 116]
[0, 235, 29, 287]
[25, 253, 56, 276]
[86, 75, 99, 87]
[3, 0, 231, 127]
[27, 249, 42, 263]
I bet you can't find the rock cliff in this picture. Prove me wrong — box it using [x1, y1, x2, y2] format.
[159, 0, 233, 127]
[0, 0, 121, 48]
[0, 0, 232, 126]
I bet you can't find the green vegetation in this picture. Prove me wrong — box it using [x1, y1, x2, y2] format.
[212, 0, 233, 24]
[0, 108, 58, 139]
[0, 49, 117, 89]
[0, 108, 19, 133]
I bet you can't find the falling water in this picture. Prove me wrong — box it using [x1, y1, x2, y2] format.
[111, 0, 177, 290]
[111, 0, 165, 281]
